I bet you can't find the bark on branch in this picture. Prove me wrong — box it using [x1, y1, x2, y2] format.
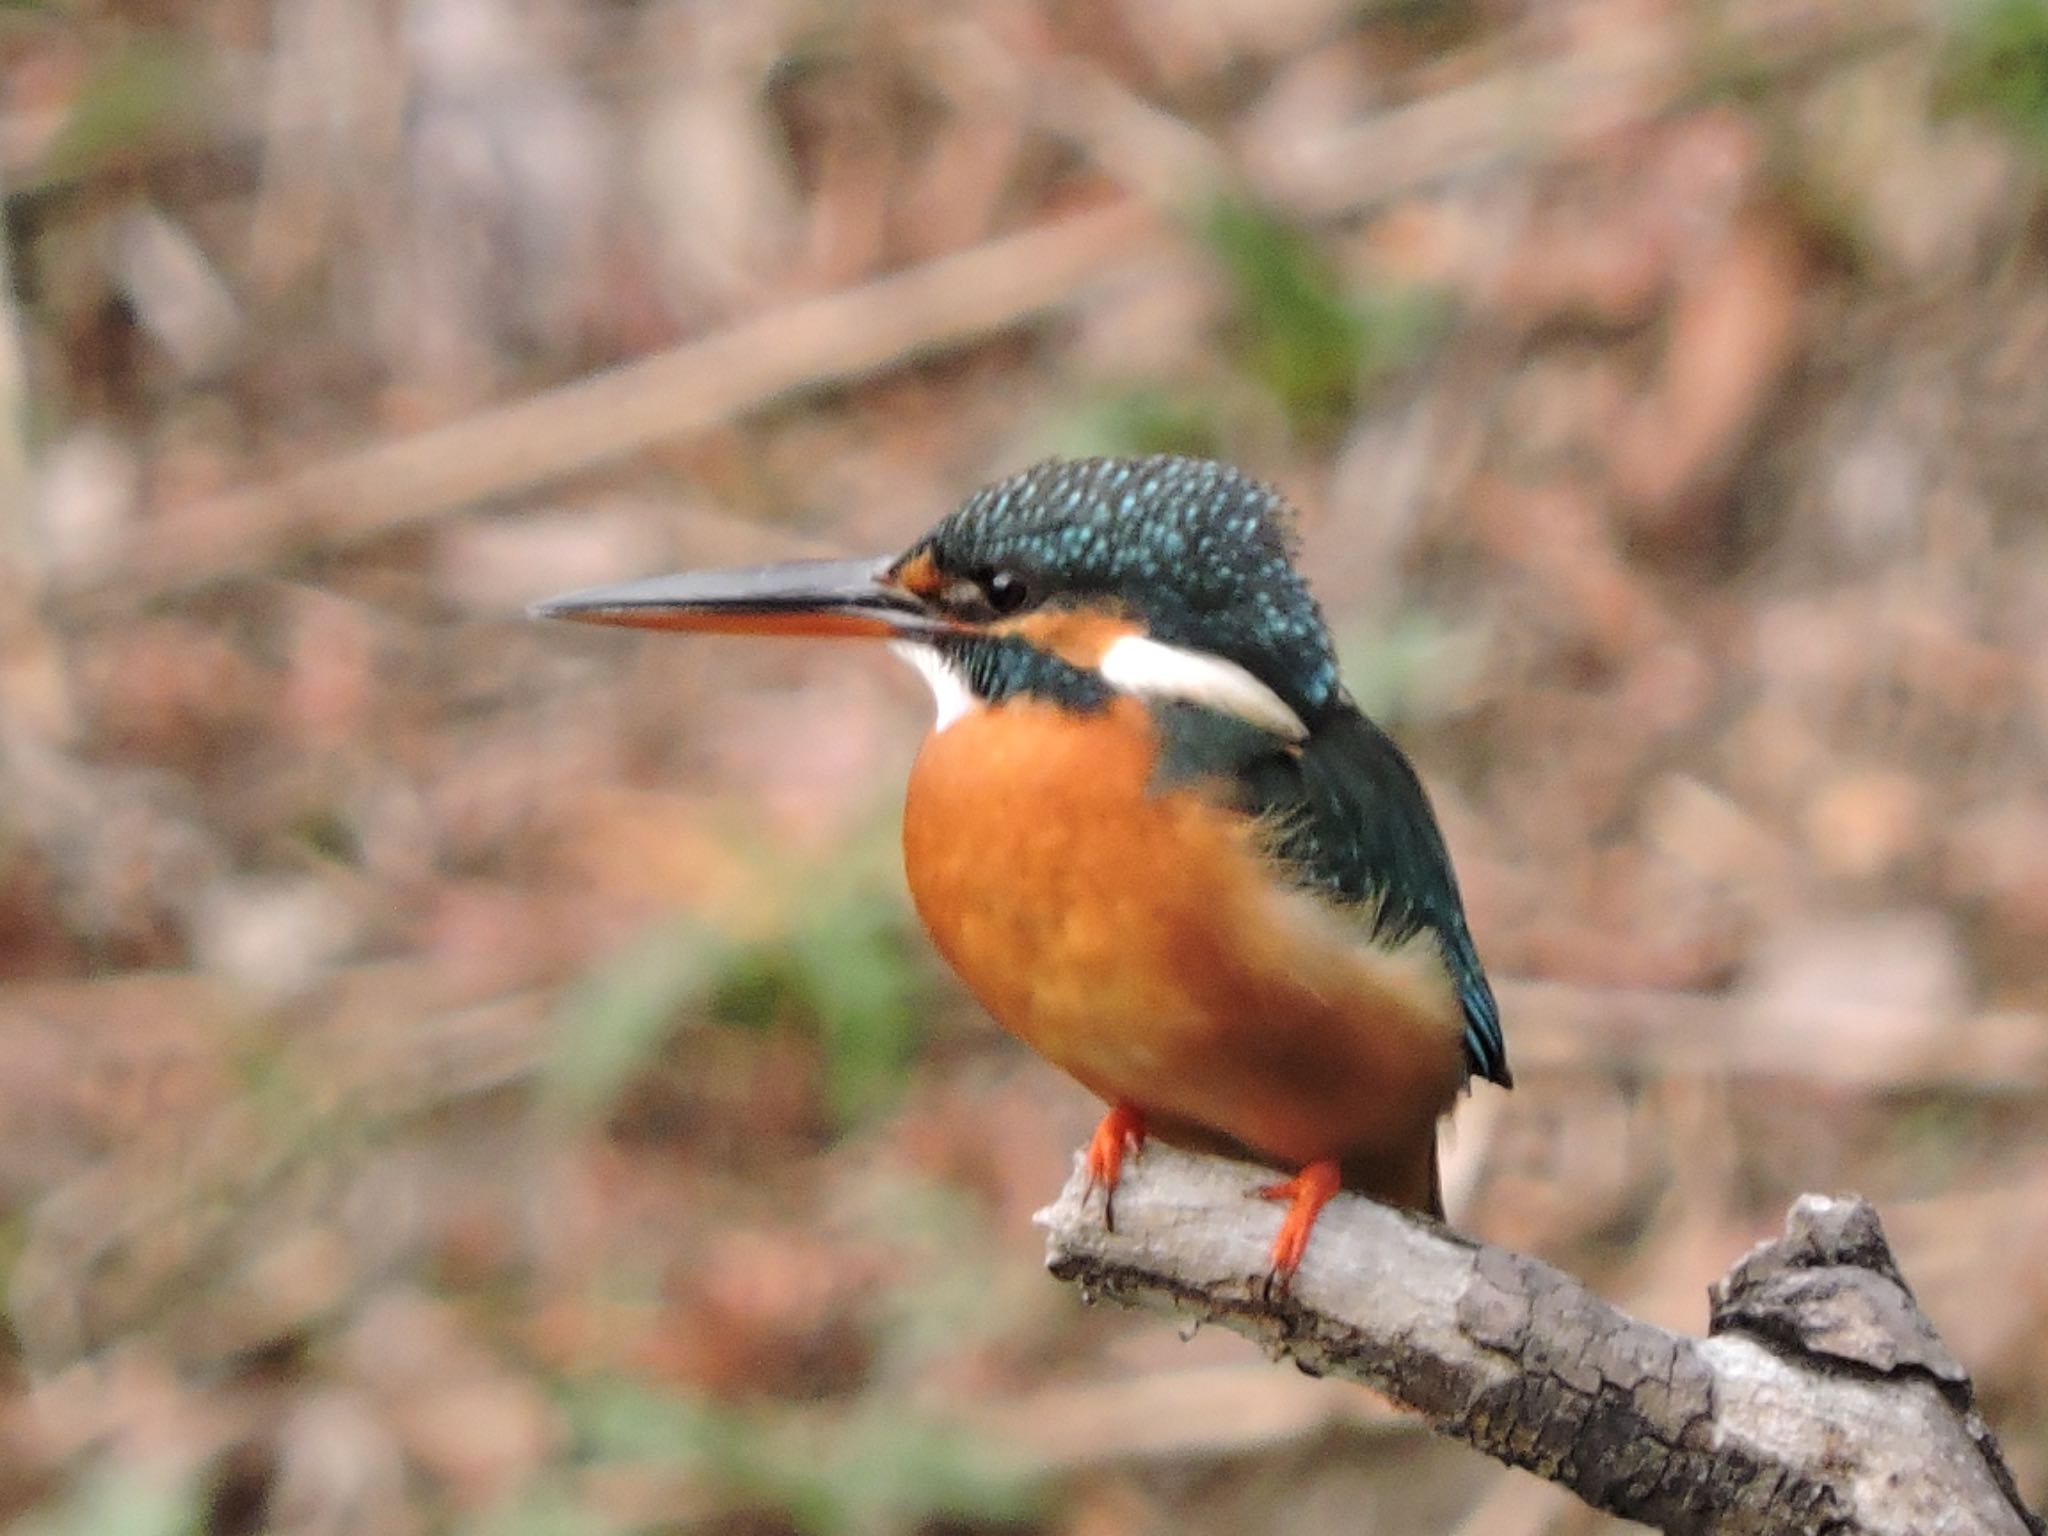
[1036, 1145, 2041, 1536]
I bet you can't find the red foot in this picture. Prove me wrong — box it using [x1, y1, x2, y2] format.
[1257, 1159, 1342, 1286]
[1083, 1103, 1147, 1232]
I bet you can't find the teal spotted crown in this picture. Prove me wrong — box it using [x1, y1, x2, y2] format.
[910, 456, 1343, 720]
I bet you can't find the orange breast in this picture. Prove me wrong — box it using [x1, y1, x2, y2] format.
[901, 697, 1467, 1176]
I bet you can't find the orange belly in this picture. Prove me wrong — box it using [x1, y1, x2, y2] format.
[901, 697, 1467, 1190]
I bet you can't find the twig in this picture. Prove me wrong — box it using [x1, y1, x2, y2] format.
[1247, 0, 1929, 219]
[1038, 1144, 2042, 1536]
[90, 201, 1166, 604]
[0, 160, 80, 765]
[1496, 979, 2048, 1095]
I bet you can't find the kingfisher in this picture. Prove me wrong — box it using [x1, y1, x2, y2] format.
[533, 455, 1509, 1281]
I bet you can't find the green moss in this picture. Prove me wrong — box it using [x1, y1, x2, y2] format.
[31, 33, 216, 191]
[547, 915, 734, 1118]
[548, 814, 930, 1130]
[12, 1465, 202, 1536]
[1937, 0, 2048, 162]
[1333, 610, 1490, 727]
[1201, 198, 1451, 442]
[1044, 386, 1227, 462]
[555, 1378, 1042, 1536]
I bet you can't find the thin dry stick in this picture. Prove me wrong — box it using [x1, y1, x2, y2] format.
[0, 163, 79, 755]
[1039, 1143, 2042, 1536]
[1249, 0, 1926, 219]
[97, 202, 1165, 603]
[1494, 979, 2048, 1094]
[88, 0, 1942, 610]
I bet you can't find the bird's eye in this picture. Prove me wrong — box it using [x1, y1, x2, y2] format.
[984, 570, 1029, 615]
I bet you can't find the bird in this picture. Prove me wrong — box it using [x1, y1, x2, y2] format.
[533, 454, 1509, 1283]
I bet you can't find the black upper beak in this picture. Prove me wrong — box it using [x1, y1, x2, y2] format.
[528, 556, 948, 640]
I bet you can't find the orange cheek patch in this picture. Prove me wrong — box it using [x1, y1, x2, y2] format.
[999, 609, 1140, 668]
[566, 609, 903, 639]
[890, 550, 943, 599]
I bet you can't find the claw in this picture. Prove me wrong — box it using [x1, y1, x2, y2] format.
[1082, 1103, 1147, 1233]
[1255, 1159, 1340, 1290]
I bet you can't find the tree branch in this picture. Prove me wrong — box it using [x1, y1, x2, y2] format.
[1036, 1145, 2041, 1536]
[82, 202, 1164, 605]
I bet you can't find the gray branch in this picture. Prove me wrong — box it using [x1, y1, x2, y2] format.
[1037, 1145, 2041, 1536]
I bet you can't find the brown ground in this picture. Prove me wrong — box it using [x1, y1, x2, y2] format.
[3, 2, 2047, 1533]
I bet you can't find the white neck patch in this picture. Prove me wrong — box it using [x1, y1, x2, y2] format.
[1098, 634, 1308, 740]
[889, 633, 1308, 741]
[889, 642, 978, 733]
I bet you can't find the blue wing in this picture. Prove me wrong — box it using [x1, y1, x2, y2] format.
[1149, 700, 1511, 1088]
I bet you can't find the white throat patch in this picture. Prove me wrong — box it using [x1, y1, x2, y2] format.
[889, 642, 978, 732]
[1098, 634, 1308, 740]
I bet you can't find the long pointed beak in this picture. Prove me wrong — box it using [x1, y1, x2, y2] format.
[529, 556, 948, 640]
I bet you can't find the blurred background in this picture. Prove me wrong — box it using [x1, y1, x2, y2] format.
[3, 0, 2047, 1532]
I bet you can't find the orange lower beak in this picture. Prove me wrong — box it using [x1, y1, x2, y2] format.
[529, 556, 947, 641]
